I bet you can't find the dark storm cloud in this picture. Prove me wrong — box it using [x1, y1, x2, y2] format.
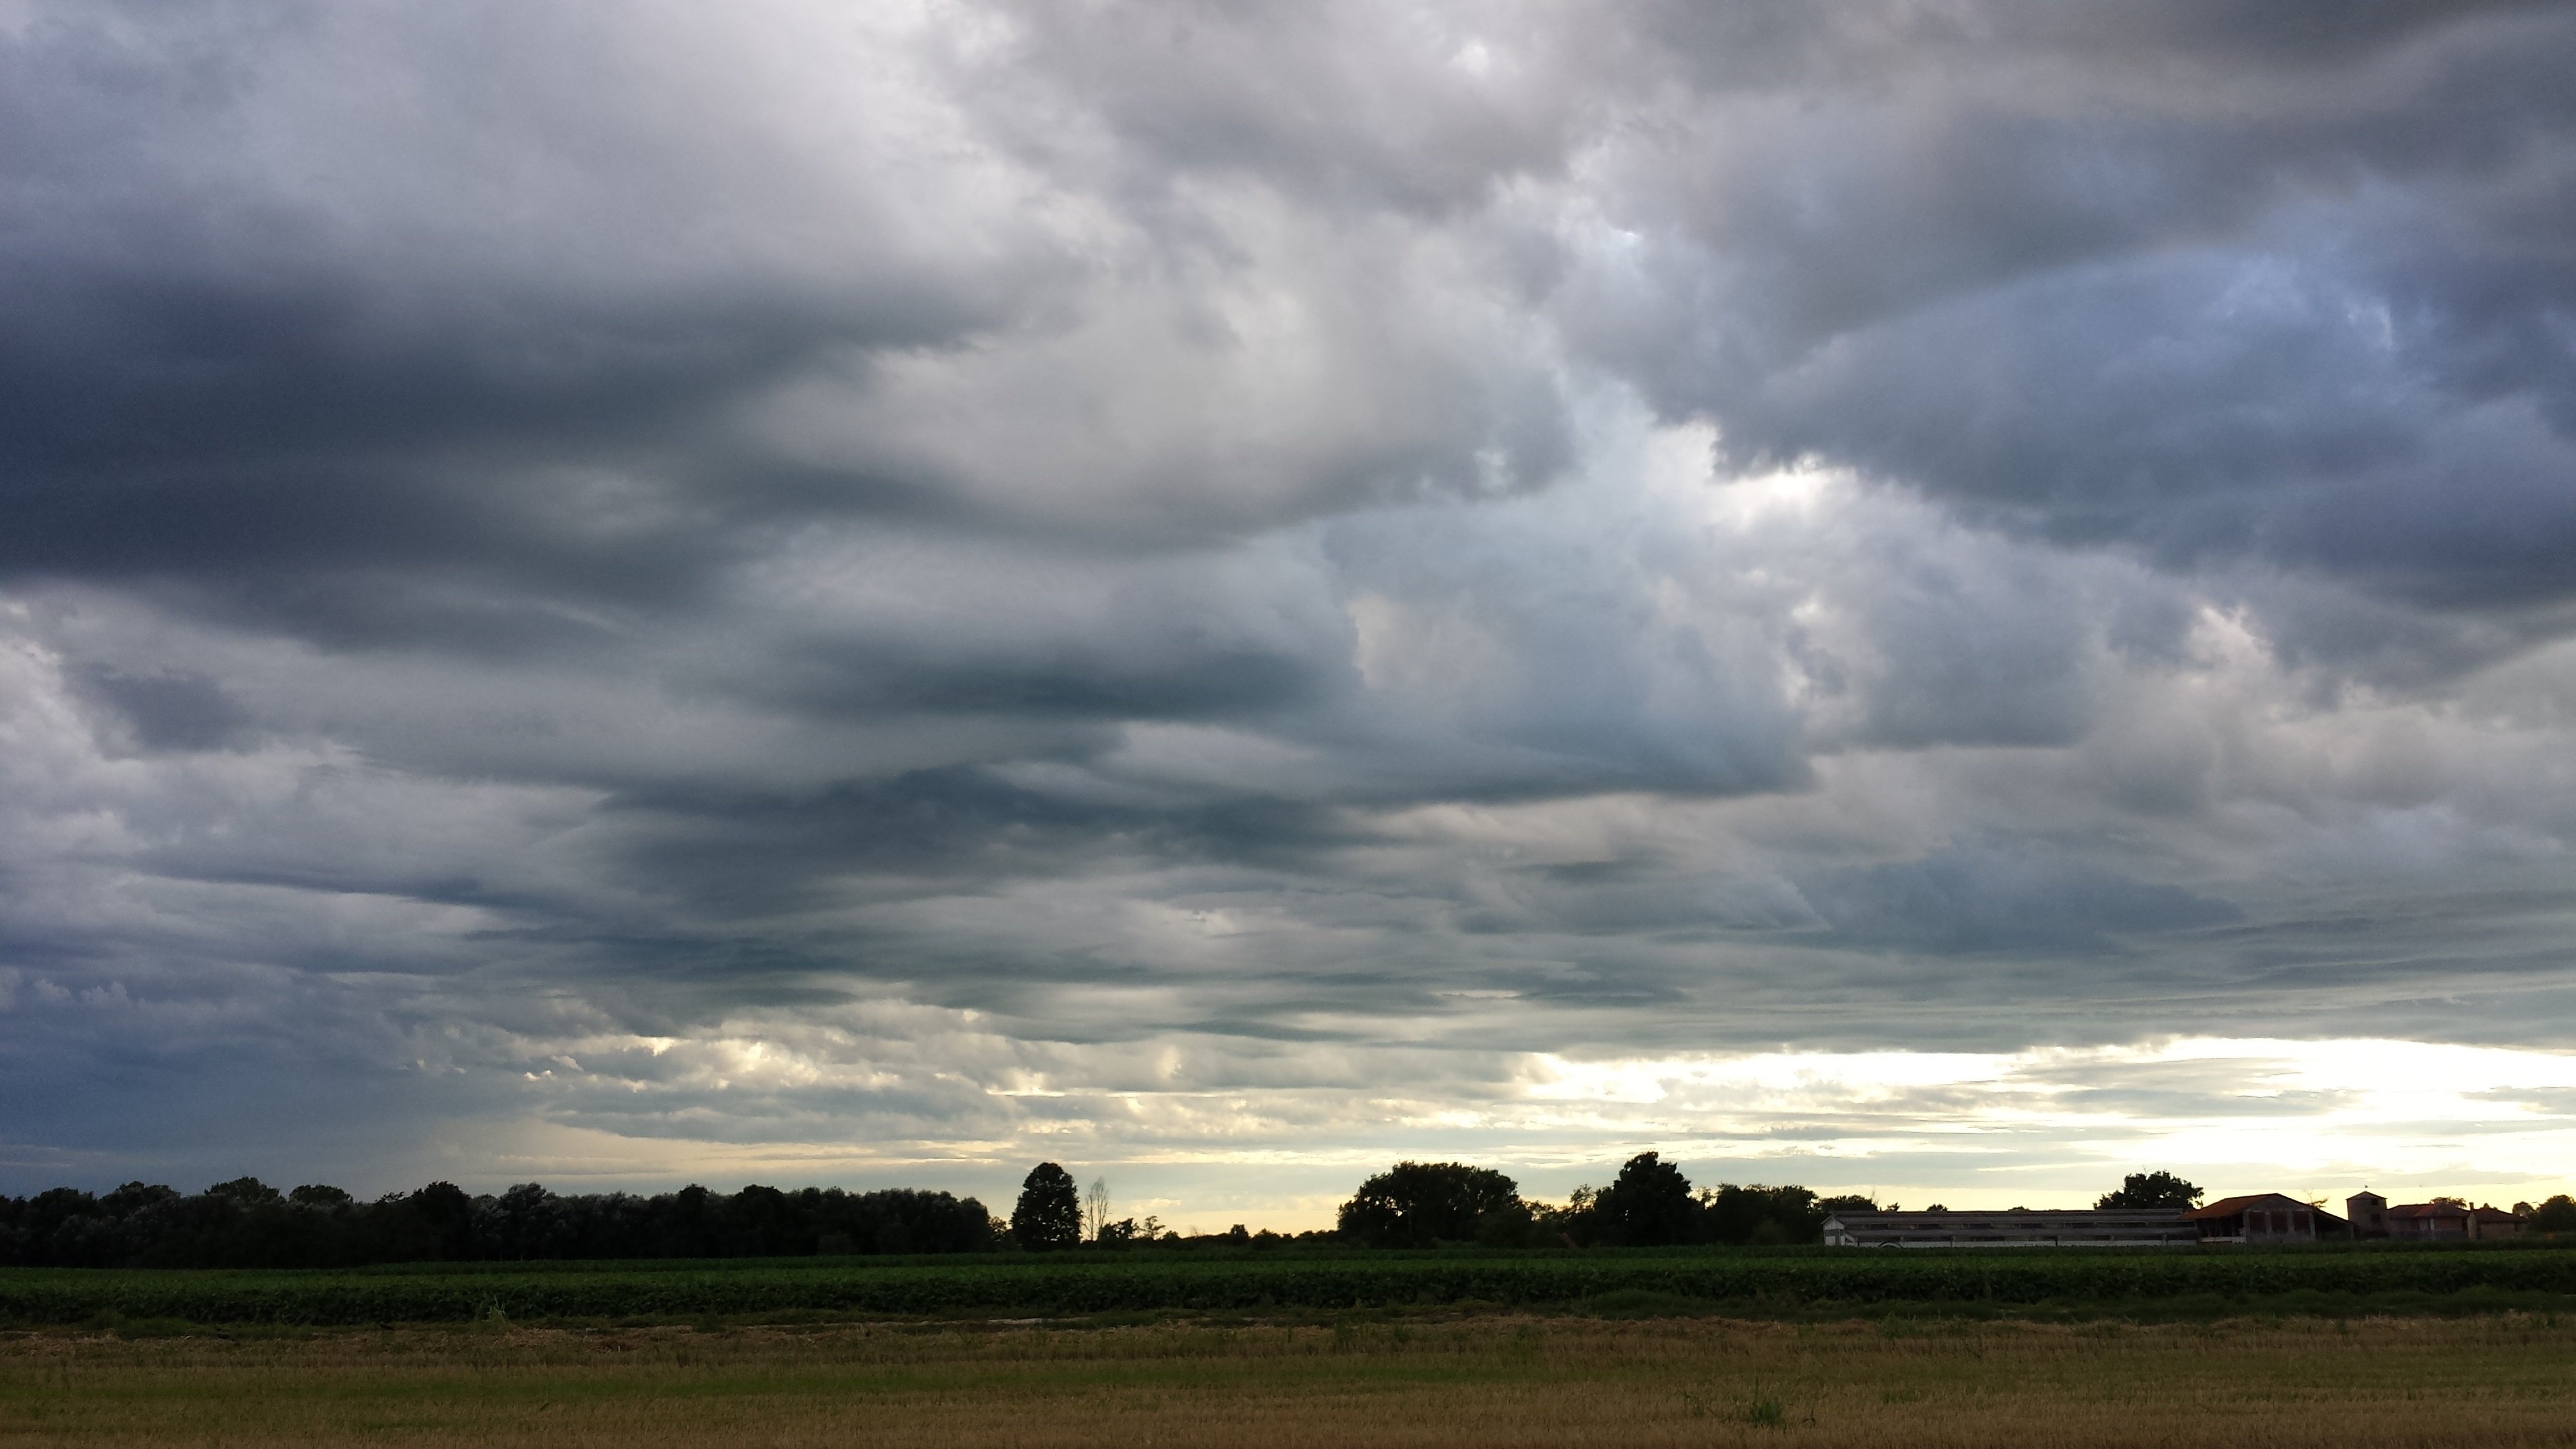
[67, 666, 252, 753]
[4, 0, 2576, 1198]
[1556, 1, 2576, 622]
[1805, 843, 2242, 954]
[0, 0, 1037, 658]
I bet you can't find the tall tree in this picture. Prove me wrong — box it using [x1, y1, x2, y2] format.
[2094, 1171, 2203, 1210]
[1590, 1152, 1701, 1246]
[1702, 1183, 1825, 1245]
[1337, 1162, 1526, 1247]
[1011, 1163, 1082, 1251]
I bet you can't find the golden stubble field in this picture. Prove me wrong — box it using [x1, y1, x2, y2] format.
[2, 1314, 2572, 1448]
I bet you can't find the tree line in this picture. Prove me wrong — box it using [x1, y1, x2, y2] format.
[1000, 1155, 1876, 1251]
[16, 1163, 2563, 1268]
[0, 1178, 995, 1269]
[1326, 1154, 1873, 1249]
[5, 1155, 1856, 1267]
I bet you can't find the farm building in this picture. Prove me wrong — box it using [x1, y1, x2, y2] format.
[1821, 1209, 2196, 1247]
[1825, 1189, 2529, 1248]
[2384, 1201, 2471, 1239]
[2348, 1192, 2524, 1239]
[2467, 1207, 2523, 1239]
[2182, 1193, 2346, 1243]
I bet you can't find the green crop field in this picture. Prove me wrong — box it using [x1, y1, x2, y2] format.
[7, 1244, 2574, 1328]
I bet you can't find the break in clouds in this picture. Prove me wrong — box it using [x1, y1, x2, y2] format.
[5, 0, 2576, 1219]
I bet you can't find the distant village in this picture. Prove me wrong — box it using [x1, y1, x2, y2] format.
[1825, 1189, 2546, 1248]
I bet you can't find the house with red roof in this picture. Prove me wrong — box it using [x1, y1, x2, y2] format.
[2348, 1189, 2524, 1240]
[2386, 1200, 2472, 1239]
[2467, 1206, 2523, 1239]
[2183, 1193, 2346, 1243]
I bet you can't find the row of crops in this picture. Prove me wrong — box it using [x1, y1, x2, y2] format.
[6, 1247, 2575, 1324]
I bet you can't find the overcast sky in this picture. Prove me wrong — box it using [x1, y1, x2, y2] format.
[6, 0, 2576, 1224]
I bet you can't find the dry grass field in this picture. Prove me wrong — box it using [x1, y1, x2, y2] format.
[3, 1314, 2572, 1448]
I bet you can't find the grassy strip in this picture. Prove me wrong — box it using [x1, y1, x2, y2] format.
[8, 1316, 2576, 1448]
[6, 1246, 2576, 1325]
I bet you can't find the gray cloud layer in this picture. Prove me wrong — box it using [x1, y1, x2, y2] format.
[4, 0, 2574, 1206]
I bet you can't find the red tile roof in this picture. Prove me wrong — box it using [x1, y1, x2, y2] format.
[2182, 1193, 2314, 1219]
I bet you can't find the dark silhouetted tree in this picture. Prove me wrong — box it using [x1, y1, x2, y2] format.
[1012, 1163, 1082, 1251]
[1591, 1152, 1701, 1246]
[205, 1176, 281, 1204]
[1702, 1183, 1824, 1244]
[1336, 1161, 1527, 1247]
[2094, 1171, 2202, 1211]
[406, 1181, 477, 1259]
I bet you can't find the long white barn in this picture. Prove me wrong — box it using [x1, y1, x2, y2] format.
[1822, 1209, 2197, 1247]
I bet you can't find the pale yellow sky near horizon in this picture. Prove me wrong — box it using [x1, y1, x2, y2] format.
[245, 1033, 2575, 1233]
